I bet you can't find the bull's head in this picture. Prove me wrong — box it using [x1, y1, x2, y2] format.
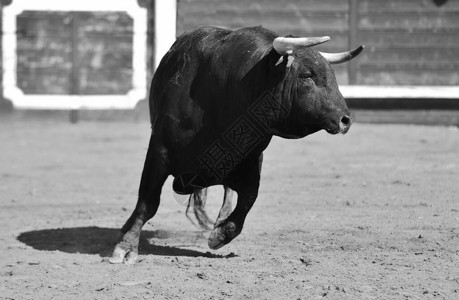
[270, 36, 363, 138]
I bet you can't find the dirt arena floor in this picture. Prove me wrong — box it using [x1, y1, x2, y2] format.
[0, 117, 458, 299]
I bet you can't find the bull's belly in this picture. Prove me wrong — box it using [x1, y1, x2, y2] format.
[165, 124, 272, 194]
[172, 172, 217, 194]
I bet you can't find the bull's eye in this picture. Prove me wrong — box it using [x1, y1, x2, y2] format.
[299, 71, 314, 85]
[299, 71, 312, 80]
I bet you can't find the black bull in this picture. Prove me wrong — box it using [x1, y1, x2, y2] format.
[110, 26, 363, 264]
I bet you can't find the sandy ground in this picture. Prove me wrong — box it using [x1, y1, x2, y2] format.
[0, 118, 458, 299]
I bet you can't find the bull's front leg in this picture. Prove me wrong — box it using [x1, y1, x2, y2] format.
[214, 186, 235, 227]
[109, 140, 169, 264]
[208, 155, 262, 250]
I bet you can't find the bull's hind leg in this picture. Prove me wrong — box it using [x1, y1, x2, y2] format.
[208, 154, 263, 250]
[110, 144, 168, 264]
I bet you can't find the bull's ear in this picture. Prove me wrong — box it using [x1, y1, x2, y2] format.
[268, 50, 288, 78]
[275, 55, 285, 67]
[286, 56, 294, 67]
[273, 36, 330, 55]
[274, 55, 294, 68]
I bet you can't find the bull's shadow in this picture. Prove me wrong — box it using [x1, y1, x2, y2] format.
[17, 226, 231, 258]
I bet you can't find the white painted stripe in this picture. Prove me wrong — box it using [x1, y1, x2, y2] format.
[12, 85, 459, 110]
[9, 90, 144, 110]
[340, 85, 459, 99]
[155, 0, 177, 68]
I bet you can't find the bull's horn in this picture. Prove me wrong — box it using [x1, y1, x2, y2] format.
[273, 36, 330, 55]
[319, 45, 365, 64]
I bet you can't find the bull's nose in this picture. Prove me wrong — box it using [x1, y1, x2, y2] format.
[341, 115, 351, 126]
[339, 115, 352, 134]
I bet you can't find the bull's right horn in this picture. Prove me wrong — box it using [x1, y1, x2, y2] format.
[319, 45, 365, 64]
[273, 36, 330, 55]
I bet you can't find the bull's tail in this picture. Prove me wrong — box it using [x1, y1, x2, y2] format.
[185, 188, 214, 230]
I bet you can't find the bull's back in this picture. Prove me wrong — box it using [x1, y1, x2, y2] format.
[147, 26, 278, 177]
[149, 27, 232, 127]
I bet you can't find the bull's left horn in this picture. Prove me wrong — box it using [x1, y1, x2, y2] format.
[273, 36, 330, 55]
[319, 45, 365, 64]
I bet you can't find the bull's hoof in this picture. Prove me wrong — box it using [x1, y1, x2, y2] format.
[109, 243, 138, 265]
[208, 221, 240, 250]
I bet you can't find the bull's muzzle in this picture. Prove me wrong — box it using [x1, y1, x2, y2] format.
[339, 115, 352, 134]
[325, 114, 352, 135]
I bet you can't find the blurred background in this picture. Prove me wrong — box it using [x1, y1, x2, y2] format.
[0, 0, 458, 124]
[2, 2, 459, 299]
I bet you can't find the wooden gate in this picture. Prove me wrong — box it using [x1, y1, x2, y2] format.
[2, 0, 148, 109]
